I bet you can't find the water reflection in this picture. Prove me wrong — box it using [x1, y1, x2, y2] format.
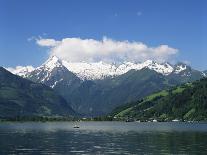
[0, 122, 207, 154]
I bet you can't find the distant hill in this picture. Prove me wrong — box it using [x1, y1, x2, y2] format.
[0, 67, 76, 119]
[111, 78, 207, 121]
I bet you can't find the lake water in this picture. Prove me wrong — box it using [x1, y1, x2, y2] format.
[0, 121, 207, 154]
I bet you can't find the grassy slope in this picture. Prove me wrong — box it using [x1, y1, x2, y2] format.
[112, 79, 207, 121]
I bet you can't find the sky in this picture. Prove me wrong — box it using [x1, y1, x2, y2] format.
[0, 0, 206, 70]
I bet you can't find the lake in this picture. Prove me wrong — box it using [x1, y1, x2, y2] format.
[0, 121, 207, 154]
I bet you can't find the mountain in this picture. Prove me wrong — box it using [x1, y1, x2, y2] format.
[24, 56, 82, 111]
[0, 67, 75, 118]
[6, 56, 206, 116]
[62, 60, 174, 80]
[168, 63, 205, 83]
[8, 56, 204, 82]
[67, 68, 174, 116]
[7, 66, 34, 78]
[203, 70, 207, 77]
[26, 56, 81, 89]
[111, 78, 207, 121]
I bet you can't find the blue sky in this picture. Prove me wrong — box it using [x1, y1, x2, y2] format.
[0, 0, 206, 70]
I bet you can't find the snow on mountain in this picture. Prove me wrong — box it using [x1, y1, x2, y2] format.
[62, 60, 118, 80]
[30, 56, 64, 83]
[62, 59, 174, 80]
[174, 64, 187, 74]
[51, 78, 63, 88]
[116, 60, 174, 76]
[40, 56, 63, 73]
[6, 55, 200, 81]
[6, 66, 34, 77]
[202, 71, 207, 77]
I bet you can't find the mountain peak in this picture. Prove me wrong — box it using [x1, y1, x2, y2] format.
[44, 55, 62, 65]
[40, 55, 63, 71]
[174, 62, 189, 74]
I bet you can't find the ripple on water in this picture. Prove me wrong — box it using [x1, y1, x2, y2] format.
[0, 122, 207, 154]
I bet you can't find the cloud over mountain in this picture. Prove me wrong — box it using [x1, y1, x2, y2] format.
[36, 37, 178, 63]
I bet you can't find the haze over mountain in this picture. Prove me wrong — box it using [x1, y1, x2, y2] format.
[6, 56, 206, 116]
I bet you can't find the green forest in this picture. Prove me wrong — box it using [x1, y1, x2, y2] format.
[111, 78, 207, 121]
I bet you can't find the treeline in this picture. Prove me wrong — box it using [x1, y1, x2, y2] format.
[0, 116, 77, 122]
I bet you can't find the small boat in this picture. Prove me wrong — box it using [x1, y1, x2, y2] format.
[172, 119, 179, 122]
[125, 118, 134, 122]
[73, 124, 80, 128]
[152, 119, 158, 122]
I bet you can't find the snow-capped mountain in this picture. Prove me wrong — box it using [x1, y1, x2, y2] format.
[29, 56, 64, 83]
[174, 63, 187, 74]
[63, 59, 175, 80]
[5, 56, 206, 116]
[7, 56, 198, 81]
[22, 56, 80, 89]
[7, 66, 34, 78]
[62, 60, 174, 80]
[203, 70, 207, 77]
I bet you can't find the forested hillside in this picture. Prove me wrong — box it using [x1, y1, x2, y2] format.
[111, 78, 207, 121]
[0, 67, 76, 119]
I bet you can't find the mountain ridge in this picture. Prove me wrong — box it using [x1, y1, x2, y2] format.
[5, 56, 206, 116]
[7, 56, 205, 81]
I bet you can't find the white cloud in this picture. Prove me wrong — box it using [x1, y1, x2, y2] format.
[36, 37, 178, 63]
[36, 38, 60, 47]
[6, 66, 35, 76]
